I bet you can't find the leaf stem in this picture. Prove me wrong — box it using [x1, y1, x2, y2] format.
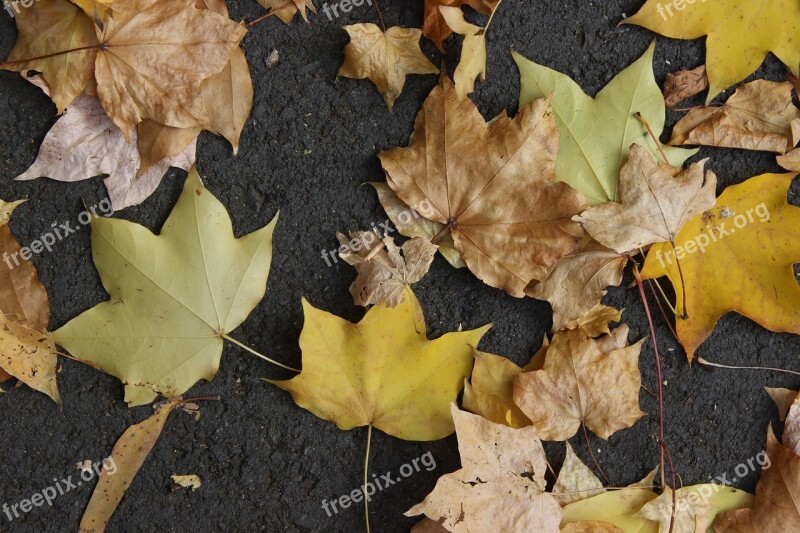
[222, 334, 300, 372]
[244, 0, 296, 28]
[364, 424, 373, 533]
[697, 358, 800, 377]
[0, 44, 103, 68]
[581, 421, 609, 484]
[373, 0, 386, 32]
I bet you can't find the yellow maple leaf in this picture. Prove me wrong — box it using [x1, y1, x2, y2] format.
[642, 173, 800, 361]
[267, 287, 490, 440]
[625, 0, 800, 100]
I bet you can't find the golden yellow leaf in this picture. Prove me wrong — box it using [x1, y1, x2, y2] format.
[0, 313, 59, 405]
[439, 6, 486, 98]
[513, 327, 645, 440]
[267, 288, 489, 440]
[406, 405, 559, 532]
[338, 24, 438, 110]
[379, 77, 586, 297]
[625, 0, 800, 99]
[669, 80, 800, 153]
[641, 173, 800, 360]
[462, 348, 531, 429]
[574, 144, 717, 254]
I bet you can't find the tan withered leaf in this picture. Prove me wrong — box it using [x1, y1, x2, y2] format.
[380, 77, 587, 297]
[16, 94, 195, 211]
[2, 0, 99, 113]
[337, 232, 437, 308]
[784, 394, 800, 455]
[777, 148, 800, 171]
[257, 0, 316, 24]
[552, 442, 604, 506]
[94, 0, 247, 139]
[563, 304, 623, 338]
[0, 200, 59, 404]
[80, 399, 186, 531]
[338, 24, 439, 110]
[136, 121, 201, 177]
[713, 427, 800, 531]
[406, 405, 560, 533]
[423, 0, 495, 51]
[526, 244, 626, 331]
[664, 65, 708, 109]
[765, 386, 798, 422]
[670, 80, 800, 153]
[370, 183, 465, 268]
[513, 327, 645, 440]
[574, 145, 717, 254]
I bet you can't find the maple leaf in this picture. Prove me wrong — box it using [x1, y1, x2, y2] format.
[338, 24, 439, 110]
[336, 232, 437, 308]
[257, 0, 316, 24]
[526, 244, 626, 331]
[15, 94, 196, 211]
[513, 327, 645, 440]
[641, 173, 800, 360]
[2, 0, 99, 113]
[80, 398, 188, 531]
[93, 0, 247, 139]
[713, 428, 800, 531]
[513, 42, 697, 204]
[574, 145, 717, 254]
[462, 348, 532, 429]
[379, 76, 587, 297]
[406, 405, 560, 532]
[422, 0, 495, 51]
[52, 169, 280, 406]
[669, 80, 800, 153]
[0, 200, 59, 404]
[370, 183, 465, 269]
[663, 65, 708, 109]
[267, 288, 489, 440]
[625, 0, 800, 100]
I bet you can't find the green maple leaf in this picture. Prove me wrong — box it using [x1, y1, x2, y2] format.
[53, 168, 279, 406]
[513, 42, 697, 204]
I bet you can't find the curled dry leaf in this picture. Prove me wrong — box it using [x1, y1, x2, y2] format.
[379, 76, 586, 297]
[406, 405, 560, 533]
[439, 6, 487, 98]
[765, 386, 798, 422]
[462, 348, 531, 429]
[663, 65, 708, 109]
[669, 80, 800, 153]
[642, 173, 800, 360]
[552, 442, 604, 506]
[514, 42, 697, 204]
[257, 0, 316, 24]
[713, 427, 800, 532]
[338, 24, 439, 110]
[79, 399, 185, 532]
[513, 327, 645, 441]
[267, 288, 489, 441]
[574, 144, 717, 255]
[53, 169, 279, 406]
[562, 304, 622, 338]
[337, 232, 437, 308]
[2, 0, 99, 113]
[370, 183, 464, 268]
[15, 94, 196, 211]
[526, 245, 626, 333]
[422, 0, 495, 50]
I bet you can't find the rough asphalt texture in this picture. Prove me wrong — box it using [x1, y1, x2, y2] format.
[1, 0, 799, 531]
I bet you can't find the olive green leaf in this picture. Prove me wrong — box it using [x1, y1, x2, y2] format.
[53, 168, 279, 406]
[513, 42, 697, 204]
